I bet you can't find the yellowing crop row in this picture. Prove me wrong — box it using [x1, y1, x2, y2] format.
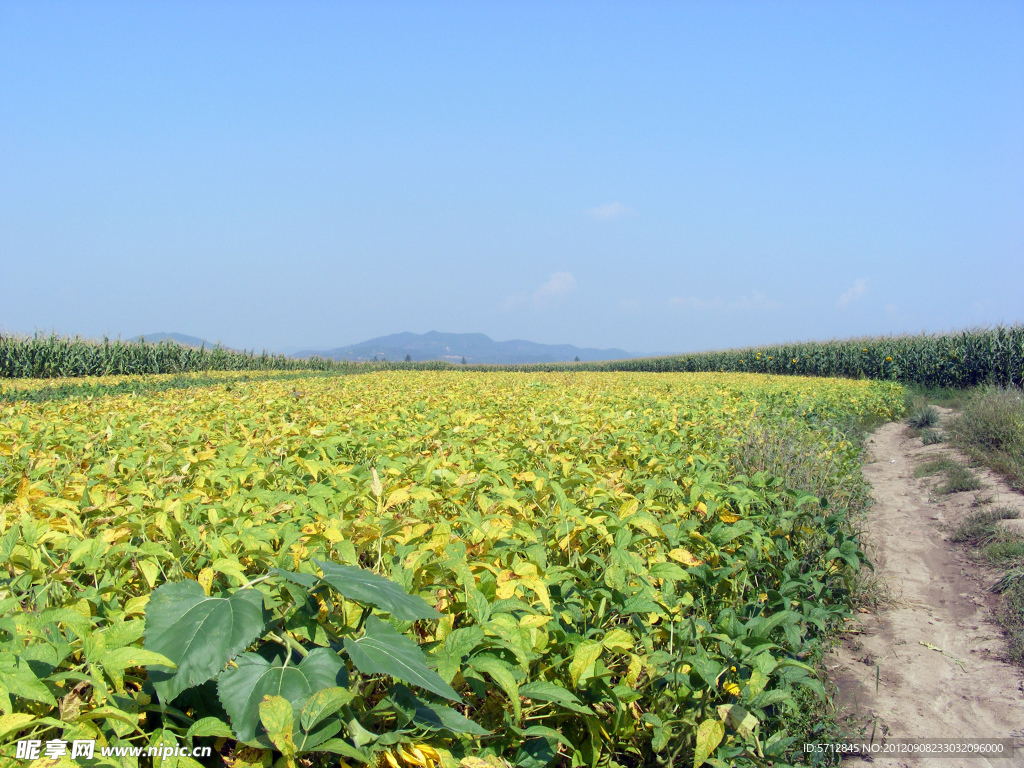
[0, 372, 902, 768]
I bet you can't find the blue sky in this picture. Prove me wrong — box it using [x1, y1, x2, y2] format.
[1, 2, 1022, 354]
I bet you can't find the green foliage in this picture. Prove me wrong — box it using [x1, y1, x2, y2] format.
[5, 325, 1024, 388]
[949, 386, 1024, 490]
[937, 464, 984, 494]
[907, 405, 940, 429]
[344, 617, 460, 702]
[461, 326, 1024, 388]
[949, 509, 1024, 667]
[144, 580, 270, 702]
[0, 334, 344, 378]
[950, 508, 1019, 544]
[916, 458, 983, 494]
[218, 647, 348, 745]
[996, 575, 1024, 666]
[312, 561, 441, 621]
[0, 370, 345, 405]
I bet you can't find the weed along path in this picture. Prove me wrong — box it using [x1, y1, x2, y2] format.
[827, 418, 1024, 767]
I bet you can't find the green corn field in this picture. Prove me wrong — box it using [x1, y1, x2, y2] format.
[487, 325, 1024, 387]
[0, 335, 339, 378]
[2, 326, 1022, 386]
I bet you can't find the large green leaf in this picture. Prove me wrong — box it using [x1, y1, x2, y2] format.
[6, 666, 57, 707]
[468, 654, 520, 722]
[300, 686, 355, 732]
[144, 581, 269, 703]
[431, 626, 484, 683]
[519, 680, 593, 715]
[343, 616, 460, 701]
[515, 737, 558, 768]
[272, 568, 319, 590]
[217, 647, 349, 744]
[413, 700, 491, 736]
[314, 561, 440, 621]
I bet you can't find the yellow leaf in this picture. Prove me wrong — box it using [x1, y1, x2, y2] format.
[602, 628, 633, 653]
[719, 513, 740, 523]
[259, 694, 296, 758]
[385, 488, 411, 510]
[212, 558, 249, 586]
[520, 615, 552, 628]
[399, 747, 427, 767]
[124, 595, 150, 615]
[416, 745, 441, 762]
[693, 719, 725, 767]
[521, 577, 551, 611]
[225, 746, 273, 768]
[198, 567, 214, 596]
[569, 640, 602, 688]
[668, 548, 703, 567]
[625, 654, 643, 686]
[138, 560, 160, 589]
[723, 681, 740, 696]
[101, 526, 132, 544]
[0, 712, 36, 740]
[29, 756, 79, 768]
[15, 476, 30, 512]
[495, 571, 518, 600]
[619, 498, 639, 518]
[717, 703, 758, 738]
[746, 668, 768, 696]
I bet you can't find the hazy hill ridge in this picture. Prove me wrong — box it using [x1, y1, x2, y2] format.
[130, 332, 220, 348]
[294, 331, 632, 364]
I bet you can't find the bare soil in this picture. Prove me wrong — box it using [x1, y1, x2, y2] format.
[826, 410, 1024, 767]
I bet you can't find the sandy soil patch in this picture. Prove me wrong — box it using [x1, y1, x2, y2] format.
[826, 413, 1024, 767]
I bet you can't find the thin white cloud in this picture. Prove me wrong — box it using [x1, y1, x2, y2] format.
[669, 295, 723, 310]
[535, 271, 576, 300]
[728, 291, 781, 311]
[667, 291, 779, 312]
[501, 272, 577, 311]
[837, 278, 869, 309]
[589, 202, 632, 220]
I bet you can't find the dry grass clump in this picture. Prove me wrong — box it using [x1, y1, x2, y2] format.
[948, 386, 1024, 490]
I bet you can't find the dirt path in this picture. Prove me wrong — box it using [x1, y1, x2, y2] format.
[826, 414, 1024, 767]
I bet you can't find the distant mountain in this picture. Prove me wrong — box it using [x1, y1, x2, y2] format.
[130, 332, 222, 349]
[294, 331, 633, 365]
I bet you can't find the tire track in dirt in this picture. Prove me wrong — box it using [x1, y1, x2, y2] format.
[826, 417, 1024, 767]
